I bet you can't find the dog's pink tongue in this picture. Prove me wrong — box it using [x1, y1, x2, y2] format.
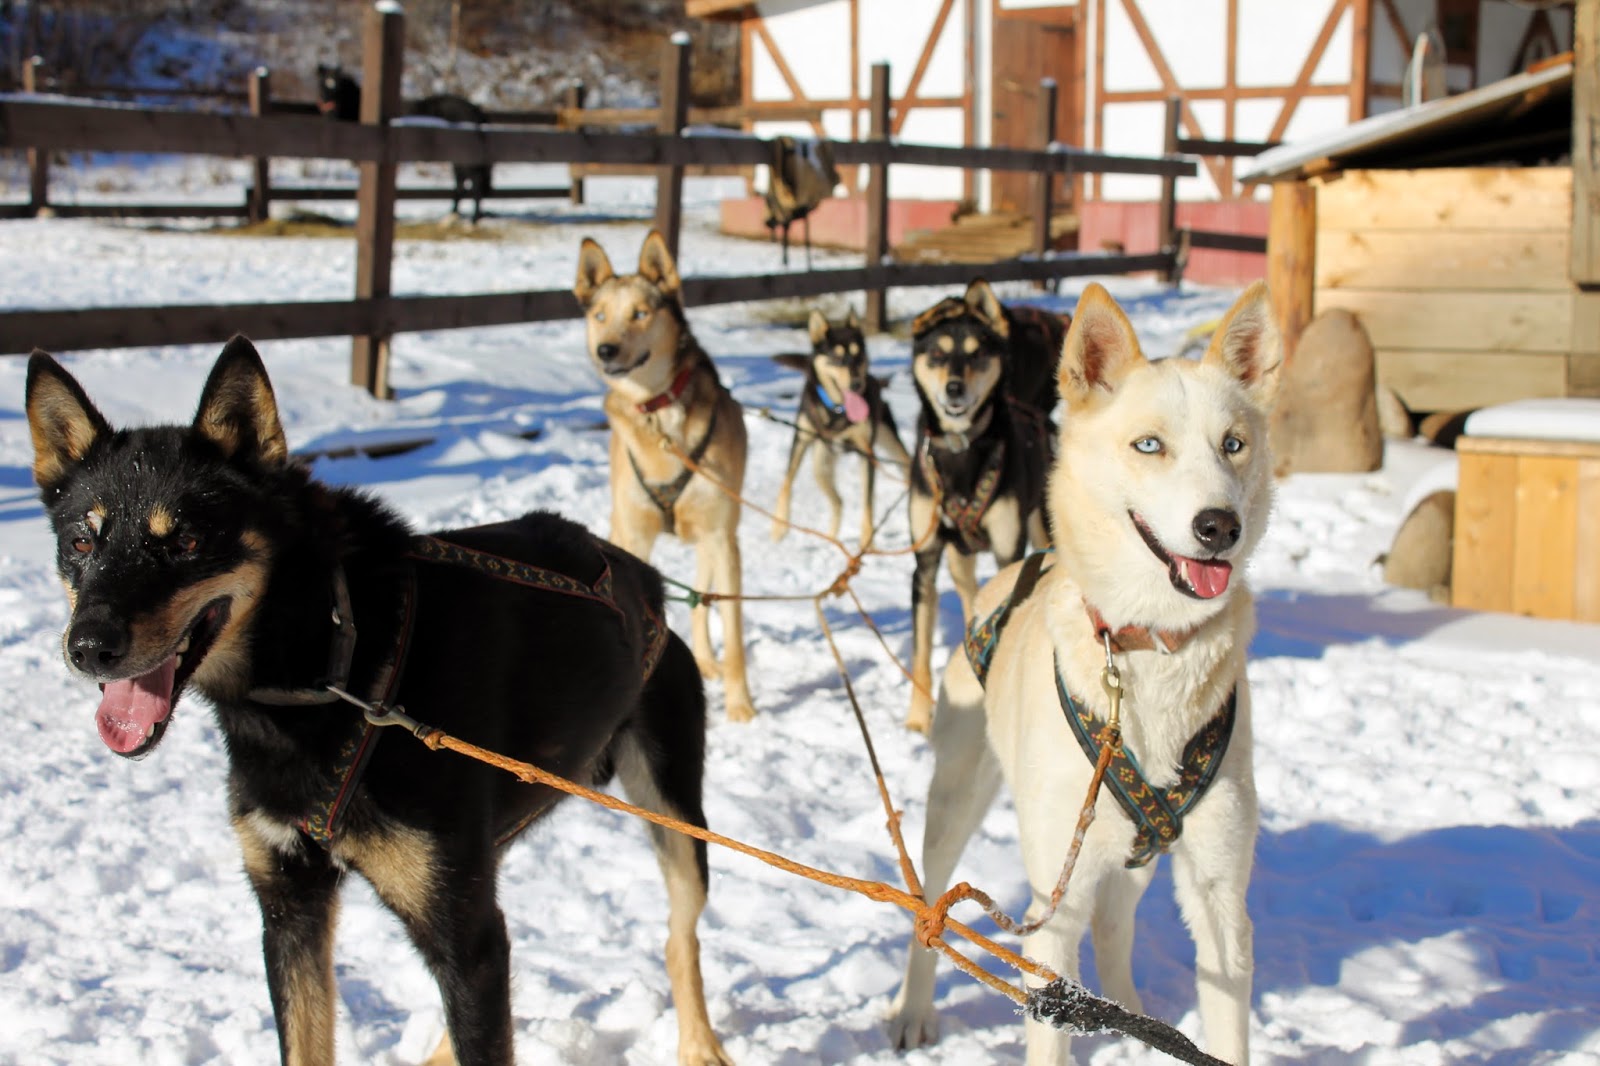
[96, 657, 176, 754]
[843, 390, 870, 424]
[1180, 556, 1233, 599]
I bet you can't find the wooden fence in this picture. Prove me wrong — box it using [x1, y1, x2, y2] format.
[1154, 95, 1274, 284]
[0, 5, 1195, 397]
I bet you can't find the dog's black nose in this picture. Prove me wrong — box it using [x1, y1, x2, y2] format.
[1192, 508, 1241, 552]
[68, 616, 130, 673]
[596, 343, 621, 363]
[945, 379, 965, 399]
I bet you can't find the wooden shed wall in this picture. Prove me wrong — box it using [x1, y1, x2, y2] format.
[1313, 167, 1583, 412]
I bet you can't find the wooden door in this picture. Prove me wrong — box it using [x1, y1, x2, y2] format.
[991, 3, 1080, 214]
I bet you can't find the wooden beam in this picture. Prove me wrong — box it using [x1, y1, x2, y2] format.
[891, 0, 956, 137]
[246, 67, 271, 224]
[1266, 0, 1350, 144]
[1572, 0, 1600, 284]
[0, 251, 1178, 357]
[654, 34, 692, 262]
[1267, 180, 1317, 365]
[1115, 0, 1230, 193]
[562, 83, 587, 205]
[0, 98, 1196, 177]
[23, 56, 47, 216]
[1351, 0, 1372, 121]
[351, 1, 404, 399]
[864, 62, 891, 334]
[1031, 78, 1059, 286]
[1158, 95, 1181, 284]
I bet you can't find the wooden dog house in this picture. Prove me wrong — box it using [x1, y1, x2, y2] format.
[1242, 56, 1598, 412]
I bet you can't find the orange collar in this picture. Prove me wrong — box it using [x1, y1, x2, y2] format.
[635, 364, 696, 414]
[1084, 602, 1197, 654]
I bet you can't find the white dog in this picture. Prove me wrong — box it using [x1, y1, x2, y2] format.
[888, 282, 1280, 1065]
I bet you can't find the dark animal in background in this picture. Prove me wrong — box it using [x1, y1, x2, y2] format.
[316, 64, 495, 222]
[770, 307, 910, 547]
[904, 277, 1066, 732]
[25, 339, 732, 1066]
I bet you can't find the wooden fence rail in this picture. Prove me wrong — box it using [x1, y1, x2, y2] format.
[0, 3, 1196, 395]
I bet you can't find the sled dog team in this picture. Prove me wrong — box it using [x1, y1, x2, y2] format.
[28, 228, 1279, 1066]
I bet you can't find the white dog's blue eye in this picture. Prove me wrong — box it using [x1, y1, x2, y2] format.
[633, 308, 648, 321]
[1222, 435, 1244, 454]
[1132, 436, 1163, 454]
[594, 310, 606, 323]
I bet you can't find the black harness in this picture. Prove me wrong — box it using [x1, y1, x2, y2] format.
[252, 533, 669, 847]
[626, 400, 720, 536]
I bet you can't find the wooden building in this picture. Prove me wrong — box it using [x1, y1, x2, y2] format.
[689, 0, 1575, 283]
[1240, 56, 1590, 413]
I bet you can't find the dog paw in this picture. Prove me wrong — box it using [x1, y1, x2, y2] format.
[905, 699, 933, 735]
[677, 1032, 735, 1066]
[695, 656, 722, 682]
[885, 1000, 939, 1050]
[725, 697, 757, 723]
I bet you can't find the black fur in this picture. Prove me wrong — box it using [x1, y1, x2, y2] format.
[317, 65, 494, 221]
[27, 339, 715, 1065]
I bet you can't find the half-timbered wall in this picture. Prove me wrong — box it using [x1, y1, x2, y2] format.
[1090, 0, 1357, 202]
[744, 0, 971, 199]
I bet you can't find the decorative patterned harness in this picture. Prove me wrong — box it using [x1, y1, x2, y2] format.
[962, 552, 1236, 868]
[277, 533, 670, 847]
[918, 434, 1007, 554]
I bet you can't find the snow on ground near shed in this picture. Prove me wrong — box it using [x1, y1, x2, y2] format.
[0, 178, 1597, 1066]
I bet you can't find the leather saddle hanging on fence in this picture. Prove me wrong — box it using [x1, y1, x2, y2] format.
[764, 135, 840, 267]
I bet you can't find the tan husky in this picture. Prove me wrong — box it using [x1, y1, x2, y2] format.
[888, 283, 1280, 1065]
[574, 231, 756, 723]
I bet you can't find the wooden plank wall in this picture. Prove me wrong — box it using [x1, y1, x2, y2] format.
[1314, 168, 1582, 412]
[1452, 436, 1600, 622]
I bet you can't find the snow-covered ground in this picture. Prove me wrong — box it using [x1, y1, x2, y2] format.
[0, 168, 1597, 1066]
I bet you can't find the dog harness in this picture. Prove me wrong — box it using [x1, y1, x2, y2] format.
[626, 401, 720, 536]
[962, 553, 1237, 868]
[286, 533, 670, 846]
[918, 434, 1007, 554]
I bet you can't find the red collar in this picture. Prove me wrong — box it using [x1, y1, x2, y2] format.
[635, 365, 696, 414]
[1084, 602, 1197, 654]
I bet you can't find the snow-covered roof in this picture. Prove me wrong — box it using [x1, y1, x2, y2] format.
[1240, 59, 1573, 184]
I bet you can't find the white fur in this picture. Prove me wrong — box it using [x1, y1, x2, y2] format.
[888, 283, 1280, 1065]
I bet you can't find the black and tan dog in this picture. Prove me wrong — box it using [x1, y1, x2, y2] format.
[26, 339, 731, 1066]
[573, 231, 756, 723]
[770, 307, 910, 547]
[905, 278, 1067, 732]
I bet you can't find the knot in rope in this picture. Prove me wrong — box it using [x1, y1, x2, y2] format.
[826, 554, 865, 598]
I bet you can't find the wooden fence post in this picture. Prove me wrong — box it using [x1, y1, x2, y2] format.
[1267, 179, 1316, 367]
[1158, 94, 1181, 284]
[351, 1, 404, 399]
[1030, 77, 1058, 290]
[655, 33, 691, 261]
[23, 56, 48, 217]
[863, 61, 891, 333]
[564, 82, 587, 205]
[246, 67, 272, 224]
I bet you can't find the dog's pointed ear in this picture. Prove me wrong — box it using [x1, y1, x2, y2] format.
[193, 336, 289, 468]
[963, 278, 1009, 339]
[26, 350, 112, 491]
[846, 306, 861, 330]
[573, 238, 614, 306]
[807, 309, 830, 347]
[1202, 281, 1281, 409]
[1058, 283, 1146, 410]
[637, 230, 681, 298]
